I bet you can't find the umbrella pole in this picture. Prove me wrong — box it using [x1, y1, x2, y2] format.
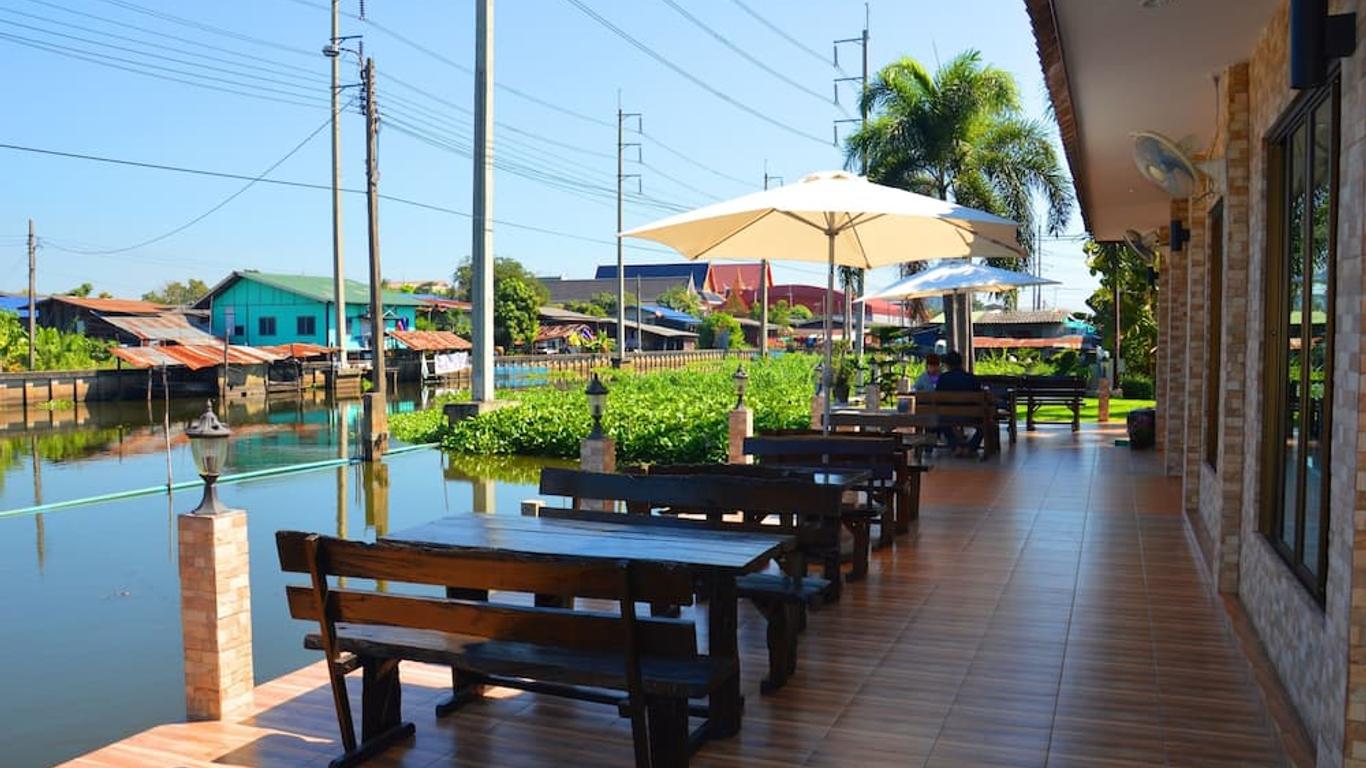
[823, 230, 835, 434]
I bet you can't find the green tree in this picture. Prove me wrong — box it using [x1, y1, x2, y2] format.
[844, 50, 1073, 306]
[566, 291, 636, 317]
[494, 278, 540, 352]
[788, 303, 814, 322]
[656, 285, 702, 317]
[453, 257, 550, 305]
[699, 312, 742, 349]
[65, 283, 93, 297]
[1084, 240, 1156, 379]
[142, 278, 209, 305]
[562, 300, 609, 318]
[749, 298, 794, 329]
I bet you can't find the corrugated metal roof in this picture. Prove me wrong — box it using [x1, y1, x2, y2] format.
[101, 313, 218, 343]
[113, 344, 283, 370]
[387, 329, 472, 351]
[200, 271, 424, 307]
[973, 335, 1084, 350]
[539, 306, 610, 324]
[535, 324, 592, 342]
[44, 296, 170, 314]
[594, 262, 710, 288]
[259, 342, 332, 359]
[545, 276, 693, 304]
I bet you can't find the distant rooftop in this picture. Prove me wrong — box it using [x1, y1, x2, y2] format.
[197, 271, 424, 308]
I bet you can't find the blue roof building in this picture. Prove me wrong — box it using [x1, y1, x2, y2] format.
[595, 263, 711, 290]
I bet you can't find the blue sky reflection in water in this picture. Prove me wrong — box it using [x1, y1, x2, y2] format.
[0, 395, 565, 767]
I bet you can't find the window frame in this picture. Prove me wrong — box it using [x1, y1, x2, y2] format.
[297, 315, 317, 336]
[1259, 75, 1338, 602]
[1205, 200, 1224, 469]
[258, 316, 278, 337]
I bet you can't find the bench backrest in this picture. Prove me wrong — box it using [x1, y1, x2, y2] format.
[911, 390, 995, 420]
[276, 530, 697, 658]
[539, 467, 844, 517]
[1018, 375, 1085, 394]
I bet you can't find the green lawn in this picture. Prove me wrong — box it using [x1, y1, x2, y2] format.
[1015, 398, 1154, 424]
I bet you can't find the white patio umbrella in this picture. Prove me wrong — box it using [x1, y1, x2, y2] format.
[621, 170, 1023, 430]
[858, 262, 1059, 361]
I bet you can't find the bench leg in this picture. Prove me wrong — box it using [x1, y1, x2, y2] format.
[704, 576, 743, 739]
[330, 658, 415, 768]
[752, 599, 798, 694]
[1072, 400, 1081, 431]
[646, 696, 690, 768]
[438, 588, 489, 717]
[844, 519, 869, 582]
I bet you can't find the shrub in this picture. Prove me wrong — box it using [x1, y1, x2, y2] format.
[391, 354, 820, 464]
[699, 312, 742, 349]
[1120, 374, 1154, 400]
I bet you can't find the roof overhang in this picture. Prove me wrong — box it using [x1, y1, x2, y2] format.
[1027, 0, 1278, 239]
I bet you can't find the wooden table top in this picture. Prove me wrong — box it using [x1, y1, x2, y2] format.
[385, 513, 790, 573]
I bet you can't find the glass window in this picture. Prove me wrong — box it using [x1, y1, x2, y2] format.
[1263, 77, 1337, 599]
[258, 316, 277, 337]
[297, 316, 317, 336]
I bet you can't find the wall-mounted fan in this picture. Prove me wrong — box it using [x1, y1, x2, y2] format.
[1132, 132, 1198, 198]
[1123, 229, 1160, 265]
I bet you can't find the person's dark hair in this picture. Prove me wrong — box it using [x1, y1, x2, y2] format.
[942, 351, 964, 369]
[924, 352, 941, 366]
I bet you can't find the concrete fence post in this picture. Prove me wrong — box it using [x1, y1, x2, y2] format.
[728, 406, 753, 464]
[578, 436, 616, 511]
[810, 392, 826, 430]
[178, 509, 253, 721]
[1098, 378, 1111, 423]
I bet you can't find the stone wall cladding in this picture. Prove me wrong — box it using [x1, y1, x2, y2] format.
[1234, 3, 1360, 765]
[1184, 199, 1210, 513]
[1335, 2, 1366, 764]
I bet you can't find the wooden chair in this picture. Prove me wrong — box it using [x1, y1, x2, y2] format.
[277, 531, 727, 768]
[537, 468, 843, 693]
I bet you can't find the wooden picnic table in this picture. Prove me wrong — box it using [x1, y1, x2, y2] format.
[384, 513, 793, 739]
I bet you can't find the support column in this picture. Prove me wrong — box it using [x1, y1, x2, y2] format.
[360, 391, 388, 461]
[1183, 198, 1210, 514]
[1164, 200, 1190, 476]
[178, 510, 253, 721]
[728, 407, 753, 464]
[1097, 378, 1111, 423]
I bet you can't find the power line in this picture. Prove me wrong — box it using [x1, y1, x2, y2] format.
[0, 141, 680, 255]
[49, 104, 346, 255]
[90, 0, 315, 59]
[561, 0, 829, 146]
[638, 129, 753, 188]
[727, 0, 834, 69]
[656, 0, 841, 109]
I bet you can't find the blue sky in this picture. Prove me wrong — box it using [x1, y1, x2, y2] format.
[0, 0, 1095, 307]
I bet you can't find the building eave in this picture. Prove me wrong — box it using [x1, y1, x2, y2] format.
[1024, 0, 1093, 234]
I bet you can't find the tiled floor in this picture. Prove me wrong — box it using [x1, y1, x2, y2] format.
[68, 426, 1306, 767]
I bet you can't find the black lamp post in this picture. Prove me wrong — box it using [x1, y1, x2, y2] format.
[732, 364, 749, 409]
[186, 400, 231, 515]
[585, 373, 608, 439]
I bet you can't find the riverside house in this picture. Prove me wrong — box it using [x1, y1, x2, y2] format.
[1028, 0, 1366, 762]
[196, 270, 421, 351]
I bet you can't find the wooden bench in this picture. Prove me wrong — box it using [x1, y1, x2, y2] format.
[1016, 375, 1085, 431]
[538, 468, 846, 693]
[976, 375, 1020, 444]
[910, 390, 999, 456]
[278, 530, 729, 768]
[748, 431, 928, 545]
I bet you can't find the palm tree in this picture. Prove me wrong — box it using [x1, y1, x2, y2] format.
[844, 50, 1074, 308]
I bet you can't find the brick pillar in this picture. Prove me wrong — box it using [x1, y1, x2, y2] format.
[810, 393, 826, 429]
[1183, 198, 1209, 513]
[1097, 378, 1111, 423]
[178, 510, 253, 721]
[578, 436, 616, 511]
[728, 407, 753, 464]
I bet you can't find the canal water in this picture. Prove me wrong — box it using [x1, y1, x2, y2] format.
[0, 388, 569, 767]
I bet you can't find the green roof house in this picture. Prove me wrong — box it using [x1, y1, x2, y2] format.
[195, 270, 422, 350]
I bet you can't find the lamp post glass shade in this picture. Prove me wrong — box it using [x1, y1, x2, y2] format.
[185, 400, 231, 515]
[585, 373, 608, 439]
[733, 365, 749, 408]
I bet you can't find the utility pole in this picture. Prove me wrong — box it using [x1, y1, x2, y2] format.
[471, 0, 495, 402]
[359, 56, 389, 462]
[761, 166, 782, 360]
[616, 103, 641, 363]
[325, 0, 348, 368]
[635, 273, 642, 351]
[834, 5, 870, 355]
[1115, 265, 1123, 386]
[27, 219, 35, 371]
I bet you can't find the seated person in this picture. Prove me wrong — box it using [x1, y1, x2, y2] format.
[913, 353, 941, 392]
[935, 351, 984, 457]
